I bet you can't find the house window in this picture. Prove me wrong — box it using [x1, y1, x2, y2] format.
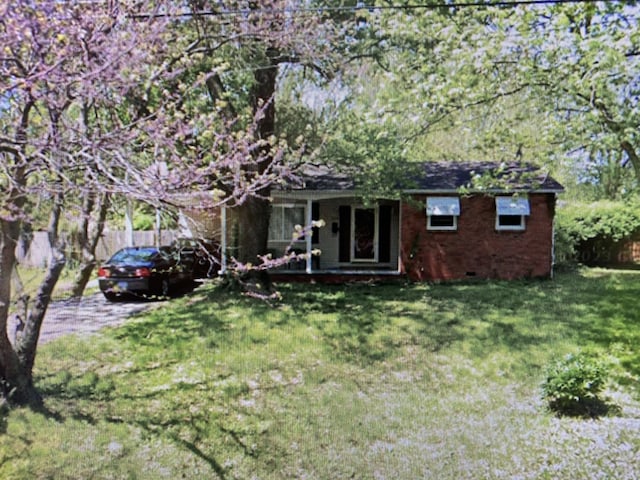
[426, 197, 460, 231]
[495, 196, 529, 231]
[269, 204, 306, 241]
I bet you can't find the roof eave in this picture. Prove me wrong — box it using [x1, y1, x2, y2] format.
[402, 188, 564, 194]
[272, 190, 357, 200]
[273, 188, 564, 199]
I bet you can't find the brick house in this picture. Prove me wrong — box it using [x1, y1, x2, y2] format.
[216, 161, 564, 281]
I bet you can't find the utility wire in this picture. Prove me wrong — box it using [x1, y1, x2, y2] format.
[130, 0, 635, 19]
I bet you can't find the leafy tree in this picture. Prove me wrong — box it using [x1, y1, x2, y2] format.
[559, 149, 638, 201]
[170, 1, 350, 289]
[471, 2, 640, 193]
[320, 108, 415, 199]
[325, 2, 638, 196]
[0, 0, 317, 405]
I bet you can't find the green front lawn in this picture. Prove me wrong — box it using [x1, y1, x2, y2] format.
[2, 269, 639, 479]
[10, 266, 98, 303]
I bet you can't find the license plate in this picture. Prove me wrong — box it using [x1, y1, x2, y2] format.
[117, 281, 128, 290]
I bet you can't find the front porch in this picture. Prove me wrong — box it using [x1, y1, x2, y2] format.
[264, 192, 403, 276]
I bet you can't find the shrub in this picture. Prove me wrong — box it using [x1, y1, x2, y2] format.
[133, 212, 155, 231]
[553, 224, 577, 268]
[542, 352, 610, 417]
[555, 199, 640, 266]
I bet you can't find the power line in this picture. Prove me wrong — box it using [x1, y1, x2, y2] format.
[130, 0, 634, 19]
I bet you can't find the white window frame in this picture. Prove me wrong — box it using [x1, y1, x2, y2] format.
[496, 214, 526, 231]
[495, 196, 529, 232]
[351, 205, 379, 263]
[269, 204, 306, 242]
[427, 215, 458, 231]
[426, 197, 460, 231]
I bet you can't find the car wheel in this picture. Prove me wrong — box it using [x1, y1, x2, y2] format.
[103, 291, 118, 302]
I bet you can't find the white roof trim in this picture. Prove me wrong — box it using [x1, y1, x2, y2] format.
[404, 188, 563, 194]
[273, 189, 562, 201]
[272, 190, 355, 201]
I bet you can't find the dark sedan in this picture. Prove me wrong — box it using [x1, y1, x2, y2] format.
[171, 237, 221, 279]
[98, 246, 193, 301]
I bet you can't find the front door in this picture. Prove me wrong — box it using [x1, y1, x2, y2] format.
[352, 207, 378, 262]
[338, 204, 393, 265]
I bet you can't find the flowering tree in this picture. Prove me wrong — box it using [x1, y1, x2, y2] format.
[0, 0, 336, 405]
[0, 0, 167, 405]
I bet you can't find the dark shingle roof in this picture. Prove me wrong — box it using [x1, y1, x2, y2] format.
[297, 164, 355, 190]
[409, 161, 564, 192]
[293, 161, 563, 193]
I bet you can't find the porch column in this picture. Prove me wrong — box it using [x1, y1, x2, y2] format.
[219, 205, 227, 275]
[125, 200, 134, 247]
[306, 198, 313, 273]
[397, 199, 403, 273]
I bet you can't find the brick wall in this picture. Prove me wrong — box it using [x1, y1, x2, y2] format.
[400, 193, 556, 281]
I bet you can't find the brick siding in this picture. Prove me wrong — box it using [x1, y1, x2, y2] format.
[400, 194, 556, 281]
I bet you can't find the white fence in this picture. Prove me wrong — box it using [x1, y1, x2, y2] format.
[16, 230, 179, 268]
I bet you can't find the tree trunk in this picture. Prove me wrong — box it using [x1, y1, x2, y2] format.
[0, 220, 42, 406]
[70, 193, 110, 298]
[0, 196, 66, 406]
[620, 140, 640, 186]
[235, 51, 278, 291]
[15, 247, 65, 378]
[236, 192, 272, 290]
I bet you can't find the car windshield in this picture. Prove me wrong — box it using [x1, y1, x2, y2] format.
[109, 247, 160, 263]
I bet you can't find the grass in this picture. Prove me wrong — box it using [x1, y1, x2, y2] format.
[1, 268, 640, 479]
[10, 266, 98, 303]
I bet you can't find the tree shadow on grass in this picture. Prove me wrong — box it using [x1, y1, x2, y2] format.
[35, 366, 256, 479]
[25, 271, 640, 476]
[128, 414, 229, 479]
[283, 282, 466, 363]
[548, 396, 622, 419]
[32, 287, 283, 479]
[279, 272, 640, 377]
[108, 285, 276, 348]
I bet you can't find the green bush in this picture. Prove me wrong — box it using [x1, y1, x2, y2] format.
[542, 352, 610, 417]
[132, 212, 155, 231]
[553, 224, 577, 268]
[555, 200, 640, 266]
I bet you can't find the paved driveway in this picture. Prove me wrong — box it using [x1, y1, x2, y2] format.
[9, 293, 164, 345]
[42, 294, 165, 343]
